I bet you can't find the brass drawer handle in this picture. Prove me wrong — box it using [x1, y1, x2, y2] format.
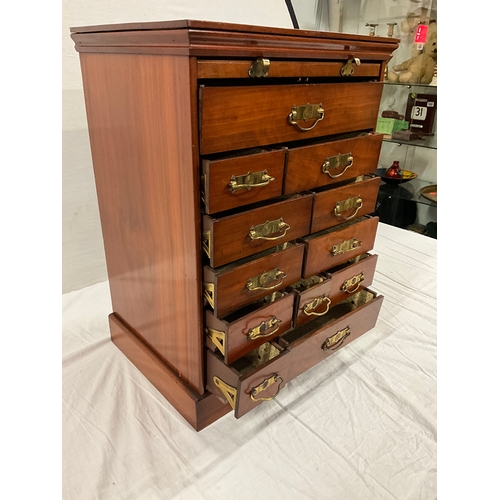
[303, 294, 331, 317]
[246, 316, 282, 341]
[340, 57, 361, 77]
[331, 238, 362, 256]
[288, 103, 325, 131]
[322, 152, 354, 179]
[249, 217, 290, 241]
[250, 373, 283, 402]
[334, 195, 363, 220]
[229, 170, 275, 192]
[341, 272, 364, 294]
[248, 58, 270, 78]
[246, 267, 287, 292]
[322, 326, 351, 351]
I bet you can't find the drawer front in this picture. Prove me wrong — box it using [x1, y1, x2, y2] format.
[202, 149, 286, 214]
[204, 242, 304, 317]
[283, 289, 384, 381]
[205, 291, 295, 365]
[294, 253, 378, 327]
[204, 194, 313, 268]
[284, 133, 383, 194]
[302, 216, 379, 277]
[200, 82, 383, 154]
[206, 344, 291, 418]
[310, 175, 381, 233]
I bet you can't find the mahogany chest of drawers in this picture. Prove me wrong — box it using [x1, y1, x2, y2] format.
[71, 20, 398, 430]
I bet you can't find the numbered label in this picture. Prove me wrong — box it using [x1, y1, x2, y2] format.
[411, 105, 427, 120]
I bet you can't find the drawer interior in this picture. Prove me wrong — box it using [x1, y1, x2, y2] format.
[221, 290, 288, 323]
[231, 342, 282, 377]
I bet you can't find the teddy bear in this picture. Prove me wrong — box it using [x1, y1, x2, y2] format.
[387, 22, 437, 84]
[400, 7, 431, 35]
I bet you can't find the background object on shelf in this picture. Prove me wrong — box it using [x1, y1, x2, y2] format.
[386, 23, 397, 37]
[405, 92, 437, 135]
[400, 7, 432, 35]
[385, 160, 402, 178]
[388, 20, 436, 84]
[376, 117, 408, 137]
[365, 23, 378, 35]
[391, 130, 423, 141]
[420, 184, 437, 202]
[377, 167, 418, 185]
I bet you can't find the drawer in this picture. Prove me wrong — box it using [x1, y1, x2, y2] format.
[291, 253, 378, 327]
[202, 148, 286, 214]
[310, 175, 381, 233]
[203, 242, 304, 317]
[206, 343, 291, 418]
[200, 82, 383, 154]
[284, 133, 383, 194]
[302, 215, 379, 277]
[203, 194, 312, 268]
[278, 288, 383, 381]
[205, 290, 294, 365]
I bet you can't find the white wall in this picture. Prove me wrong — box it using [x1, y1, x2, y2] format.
[62, 0, 293, 293]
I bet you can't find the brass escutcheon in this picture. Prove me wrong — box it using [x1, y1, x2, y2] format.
[334, 195, 363, 220]
[248, 58, 270, 78]
[331, 238, 362, 256]
[341, 272, 365, 293]
[246, 267, 287, 292]
[322, 152, 354, 179]
[228, 170, 275, 192]
[340, 57, 361, 76]
[250, 373, 283, 402]
[322, 326, 351, 350]
[303, 294, 332, 316]
[288, 103, 325, 131]
[246, 316, 283, 341]
[249, 217, 290, 241]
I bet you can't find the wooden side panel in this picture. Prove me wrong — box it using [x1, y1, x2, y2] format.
[200, 82, 383, 154]
[311, 175, 381, 233]
[109, 314, 230, 431]
[79, 53, 204, 394]
[284, 133, 383, 194]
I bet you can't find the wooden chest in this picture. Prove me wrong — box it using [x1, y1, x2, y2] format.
[70, 20, 398, 430]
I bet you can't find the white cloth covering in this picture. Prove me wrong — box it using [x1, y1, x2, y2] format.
[62, 223, 437, 500]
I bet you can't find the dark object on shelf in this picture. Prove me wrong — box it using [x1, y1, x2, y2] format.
[420, 184, 437, 202]
[376, 167, 418, 185]
[405, 93, 437, 135]
[375, 194, 417, 229]
[391, 130, 423, 141]
[381, 110, 404, 120]
[426, 221, 437, 239]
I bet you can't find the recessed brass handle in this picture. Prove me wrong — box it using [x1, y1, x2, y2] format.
[246, 316, 283, 341]
[229, 170, 275, 192]
[288, 103, 325, 131]
[331, 238, 362, 256]
[341, 272, 364, 294]
[322, 152, 354, 179]
[303, 294, 332, 317]
[246, 267, 287, 292]
[322, 326, 351, 351]
[249, 217, 290, 241]
[334, 195, 363, 220]
[250, 373, 283, 402]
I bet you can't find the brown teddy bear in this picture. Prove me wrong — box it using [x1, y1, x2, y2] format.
[387, 22, 437, 84]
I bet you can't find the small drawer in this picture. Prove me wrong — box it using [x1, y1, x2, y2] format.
[204, 242, 304, 318]
[302, 215, 379, 277]
[200, 82, 383, 154]
[278, 288, 384, 381]
[203, 194, 312, 268]
[291, 253, 378, 327]
[202, 148, 286, 214]
[310, 175, 381, 233]
[284, 133, 383, 194]
[205, 290, 295, 365]
[206, 342, 291, 418]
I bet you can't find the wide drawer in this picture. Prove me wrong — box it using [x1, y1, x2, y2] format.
[310, 175, 381, 233]
[290, 253, 378, 327]
[302, 215, 379, 277]
[203, 242, 304, 317]
[205, 289, 295, 365]
[278, 288, 384, 381]
[200, 82, 383, 154]
[202, 148, 286, 214]
[203, 194, 313, 268]
[284, 133, 383, 194]
[206, 343, 291, 418]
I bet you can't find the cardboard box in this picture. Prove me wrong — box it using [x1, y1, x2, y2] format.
[376, 117, 409, 135]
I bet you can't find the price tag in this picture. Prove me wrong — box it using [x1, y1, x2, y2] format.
[414, 24, 428, 43]
[411, 106, 427, 120]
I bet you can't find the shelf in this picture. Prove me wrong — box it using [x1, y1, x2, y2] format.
[376, 176, 437, 207]
[383, 135, 437, 150]
[382, 82, 437, 90]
